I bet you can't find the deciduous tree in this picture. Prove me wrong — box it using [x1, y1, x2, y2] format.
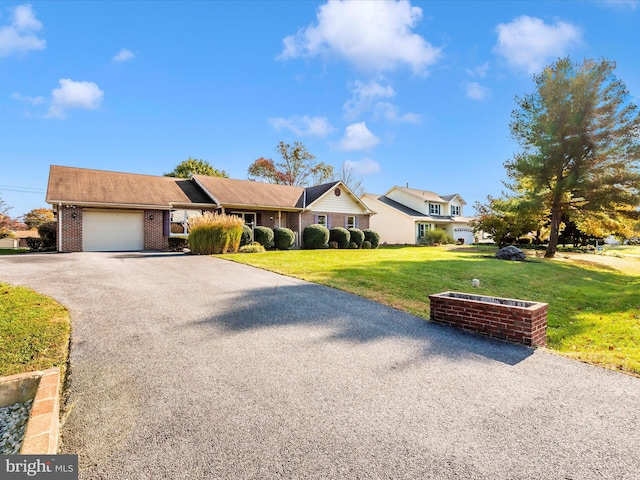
[336, 162, 365, 197]
[506, 57, 640, 257]
[164, 157, 228, 178]
[471, 195, 541, 248]
[247, 141, 334, 186]
[0, 197, 24, 238]
[23, 208, 54, 229]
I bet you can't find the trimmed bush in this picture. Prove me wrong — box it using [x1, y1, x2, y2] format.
[362, 240, 372, 249]
[168, 236, 188, 251]
[38, 221, 57, 250]
[348, 228, 364, 248]
[273, 227, 295, 250]
[363, 229, 380, 249]
[328, 241, 339, 249]
[239, 242, 266, 253]
[188, 212, 244, 254]
[254, 226, 274, 248]
[329, 227, 350, 249]
[303, 224, 330, 249]
[240, 225, 252, 247]
[349, 242, 358, 249]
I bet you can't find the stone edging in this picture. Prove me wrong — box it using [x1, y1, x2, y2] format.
[0, 367, 61, 454]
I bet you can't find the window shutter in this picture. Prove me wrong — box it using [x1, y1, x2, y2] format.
[162, 211, 170, 236]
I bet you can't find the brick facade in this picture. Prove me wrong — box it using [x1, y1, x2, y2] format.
[58, 206, 83, 253]
[144, 209, 168, 250]
[429, 292, 547, 347]
[300, 212, 369, 230]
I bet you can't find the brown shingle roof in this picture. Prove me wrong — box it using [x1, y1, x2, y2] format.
[46, 165, 217, 208]
[193, 175, 305, 210]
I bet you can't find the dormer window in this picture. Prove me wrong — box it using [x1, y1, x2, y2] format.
[429, 204, 441, 215]
[451, 205, 460, 216]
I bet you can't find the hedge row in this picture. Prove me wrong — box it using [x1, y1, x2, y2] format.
[303, 224, 379, 249]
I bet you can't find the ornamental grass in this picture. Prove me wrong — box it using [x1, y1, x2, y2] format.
[188, 212, 244, 254]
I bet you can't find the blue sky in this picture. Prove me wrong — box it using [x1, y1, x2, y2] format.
[1, 0, 639, 218]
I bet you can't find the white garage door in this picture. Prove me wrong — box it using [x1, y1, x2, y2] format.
[83, 211, 144, 251]
[454, 227, 475, 245]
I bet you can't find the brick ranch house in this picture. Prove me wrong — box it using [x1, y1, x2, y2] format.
[46, 165, 373, 252]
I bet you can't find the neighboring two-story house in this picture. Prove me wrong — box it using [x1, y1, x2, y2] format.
[361, 186, 476, 245]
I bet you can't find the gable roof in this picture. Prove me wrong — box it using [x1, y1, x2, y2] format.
[46, 165, 216, 209]
[387, 186, 466, 205]
[193, 175, 305, 210]
[363, 194, 443, 221]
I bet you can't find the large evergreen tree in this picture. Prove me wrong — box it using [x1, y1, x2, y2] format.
[506, 57, 640, 257]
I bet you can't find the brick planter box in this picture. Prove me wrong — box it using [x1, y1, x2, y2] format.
[429, 292, 548, 347]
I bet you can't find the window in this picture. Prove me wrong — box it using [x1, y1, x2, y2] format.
[317, 215, 327, 227]
[418, 223, 432, 238]
[170, 209, 203, 236]
[230, 212, 256, 228]
[451, 205, 460, 216]
[429, 204, 441, 215]
[346, 216, 356, 229]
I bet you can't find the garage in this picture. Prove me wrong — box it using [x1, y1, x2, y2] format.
[83, 210, 144, 252]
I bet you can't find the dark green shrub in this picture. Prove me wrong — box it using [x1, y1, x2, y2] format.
[240, 225, 252, 247]
[328, 241, 339, 249]
[26, 237, 44, 251]
[362, 240, 372, 249]
[168, 236, 188, 251]
[348, 228, 364, 248]
[349, 242, 358, 249]
[329, 227, 350, 249]
[303, 224, 330, 249]
[363, 229, 380, 249]
[239, 242, 265, 253]
[38, 221, 57, 250]
[418, 229, 455, 246]
[273, 227, 295, 250]
[517, 237, 532, 245]
[254, 226, 274, 248]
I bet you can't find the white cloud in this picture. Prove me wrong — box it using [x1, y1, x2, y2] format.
[0, 4, 45, 57]
[269, 115, 334, 137]
[344, 157, 381, 175]
[465, 82, 491, 101]
[11, 92, 44, 105]
[494, 16, 582, 74]
[601, 0, 638, 9]
[338, 122, 380, 151]
[113, 48, 135, 62]
[344, 79, 395, 119]
[465, 62, 490, 78]
[374, 102, 421, 123]
[47, 79, 104, 119]
[278, 0, 442, 74]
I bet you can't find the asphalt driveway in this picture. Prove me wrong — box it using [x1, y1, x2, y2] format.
[1, 252, 639, 479]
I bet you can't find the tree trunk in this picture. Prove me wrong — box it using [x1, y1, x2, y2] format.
[545, 206, 562, 258]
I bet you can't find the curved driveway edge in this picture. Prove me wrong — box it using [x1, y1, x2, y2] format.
[1, 252, 639, 479]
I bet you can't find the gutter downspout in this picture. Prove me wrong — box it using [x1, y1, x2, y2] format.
[57, 203, 62, 252]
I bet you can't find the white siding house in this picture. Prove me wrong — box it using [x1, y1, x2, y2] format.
[361, 187, 476, 245]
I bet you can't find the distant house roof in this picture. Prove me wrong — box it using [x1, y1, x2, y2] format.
[389, 186, 466, 205]
[46, 165, 217, 209]
[13, 230, 40, 239]
[193, 175, 305, 210]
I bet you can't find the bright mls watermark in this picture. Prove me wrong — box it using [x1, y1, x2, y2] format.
[1, 455, 78, 479]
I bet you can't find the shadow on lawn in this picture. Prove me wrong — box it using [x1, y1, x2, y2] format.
[192, 282, 535, 368]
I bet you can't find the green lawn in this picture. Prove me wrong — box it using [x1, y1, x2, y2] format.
[0, 248, 29, 255]
[0, 283, 71, 377]
[220, 246, 640, 376]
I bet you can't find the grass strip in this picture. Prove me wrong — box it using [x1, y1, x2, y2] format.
[0, 283, 70, 377]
